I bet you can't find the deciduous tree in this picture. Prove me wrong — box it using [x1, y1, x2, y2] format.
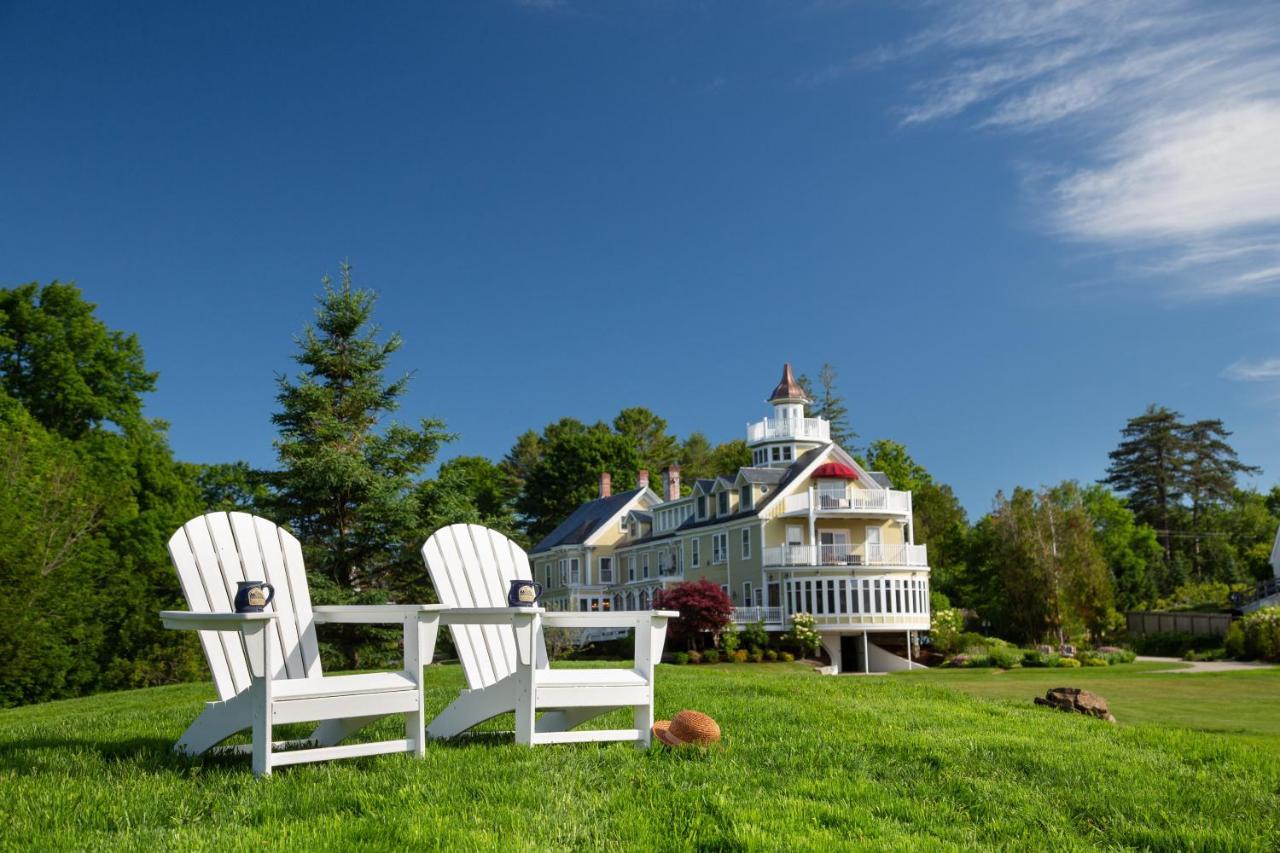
[653, 579, 733, 651]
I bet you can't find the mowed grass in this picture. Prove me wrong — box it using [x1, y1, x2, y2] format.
[2, 662, 1278, 851]
[901, 661, 1280, 753]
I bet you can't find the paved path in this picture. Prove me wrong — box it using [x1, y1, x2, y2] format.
[1136, 655, 1278, 673]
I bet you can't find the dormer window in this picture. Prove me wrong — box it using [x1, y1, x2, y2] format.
[739, 485, 753, 510]
[697, 496, 707, 519]
[717, 492, 729, 515]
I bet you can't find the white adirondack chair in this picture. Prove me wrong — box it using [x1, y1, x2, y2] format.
[421, 523, 677, 747]
[160, 511, 444, 776]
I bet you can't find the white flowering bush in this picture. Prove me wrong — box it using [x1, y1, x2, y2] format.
[786, 612, 820, 657]
[929, 608, 966, 655]
[1225, 605, 1280, 661]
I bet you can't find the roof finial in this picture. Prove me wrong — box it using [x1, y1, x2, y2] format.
[768, 362, 809, 404]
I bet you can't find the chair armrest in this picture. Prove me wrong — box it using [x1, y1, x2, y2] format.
[540, 610, 679, 628]
[312, 604, 447, 624]
[159, 611, 277, 631]
[438, 607, 543, 626]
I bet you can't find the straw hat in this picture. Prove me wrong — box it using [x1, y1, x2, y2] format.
[652, 710, 721, 747]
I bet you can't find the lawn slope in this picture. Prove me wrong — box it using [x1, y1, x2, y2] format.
[2, 663, 1277, 850]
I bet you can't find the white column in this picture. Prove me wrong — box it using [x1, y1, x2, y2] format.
[862, 632, 869, 674]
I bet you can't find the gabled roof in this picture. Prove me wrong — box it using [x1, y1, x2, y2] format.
[531, 487, 648, 553]
[691, 478, 717, 496]
[867, 471, 892, 489]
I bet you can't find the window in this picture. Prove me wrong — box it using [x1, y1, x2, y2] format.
[657, 551, 668, 575]
[545, 564, 552, 588]
[782, 446, 793, 461]
[712, 532, 727, 564]
[628, 555, 635, 582]
[691, 538, 700, 567]
[743, 581, 753, 606]
[697, 496, 707, 519]
[620, 516, 628, 532]
[578, 598, 589, 612]
[721, 584, 729, 601]
[599, 557, 613, 584]
[740, 485, 753, 510]
[717, 492, 729, 515]
[558, 559, 567, 585]
[741, 528, 751, 559]
[570, 558, 580, 584]
[639, 589, 650, 609]
[771, 447, 781, 462]
[642, 553, 650, 579]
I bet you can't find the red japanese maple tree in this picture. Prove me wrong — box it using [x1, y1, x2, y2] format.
[654, 579, 734, 651]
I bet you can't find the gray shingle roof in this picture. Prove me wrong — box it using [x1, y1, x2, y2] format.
[868, 471, 892, 489]
[531, 488, 643, 553]
[737, 467, 786, 485]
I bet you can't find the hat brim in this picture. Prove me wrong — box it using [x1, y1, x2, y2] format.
[652, 720, 685, 747]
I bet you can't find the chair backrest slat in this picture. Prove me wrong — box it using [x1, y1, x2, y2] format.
[167, 512, 321, 700]
[422, 524, 548, 690]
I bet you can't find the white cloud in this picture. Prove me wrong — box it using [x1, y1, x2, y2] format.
[870, 0, 1280, 297]
[1223, 358, 1280, 382]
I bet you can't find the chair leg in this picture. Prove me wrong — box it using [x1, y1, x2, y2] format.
[175, 698, 247, 756]
[251, 681, 272, 778]
[633, 702, 653, 749]
[514, 671, 535, 747]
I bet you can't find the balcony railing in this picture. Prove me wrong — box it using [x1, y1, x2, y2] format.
[746, 416, 830, 444]
[783, 488, 911, 515]
[732, 606, 784, 625]
[763, 543, 929, 568]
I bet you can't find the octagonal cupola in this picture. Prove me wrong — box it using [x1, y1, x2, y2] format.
[747, 363, 831, 467]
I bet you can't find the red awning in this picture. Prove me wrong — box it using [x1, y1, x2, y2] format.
[812, 462, 859, 480]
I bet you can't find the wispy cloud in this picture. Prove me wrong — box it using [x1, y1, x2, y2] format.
[867, 0, 1280, 298]
[1223, 358, 1280, 382]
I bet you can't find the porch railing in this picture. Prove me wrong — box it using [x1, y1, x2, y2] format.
[763, 543, 928, 568]
[732, 606, 784, 625]
[783, 488, 911, 515]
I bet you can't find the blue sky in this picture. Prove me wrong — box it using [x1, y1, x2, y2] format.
[3, 0, 1278, 517]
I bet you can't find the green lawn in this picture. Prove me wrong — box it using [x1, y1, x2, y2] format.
[900, 661, 1280, 754]
[2, 662, 1278, 850]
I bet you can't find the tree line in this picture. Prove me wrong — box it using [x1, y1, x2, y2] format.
[2, 271, 1276, 705]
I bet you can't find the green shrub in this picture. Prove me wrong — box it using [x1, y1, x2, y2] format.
[779, 651, 795, 663]
[741, 620, 769, 651]
[1184, 647, 1227, 662]
[749, 649, 764, 663]
[687, 650, 703, 664]
[1098, 648, 1136, 665]
[730, 649, 749, 664]
[1022, 649, 1048, 667]
[1225, 606, 1280, 661]
[703, 649, 721, 664]
[720, 630, 740, 655]
[988, 647, 1023, 669]
[672, 652, 689, 665]
[1054, 657, 1081, 668]
[765, 649, 778, 662]
[1080, 656, 1109, 667]
[1131, 631, 1223, 657]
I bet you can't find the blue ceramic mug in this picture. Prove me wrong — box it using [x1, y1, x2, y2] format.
[234, 580, 275, 613]
[508, 579, 543, 607]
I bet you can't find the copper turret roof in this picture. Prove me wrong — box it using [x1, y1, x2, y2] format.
[768, 363, 809, 403]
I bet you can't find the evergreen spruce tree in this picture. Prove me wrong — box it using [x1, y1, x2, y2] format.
[1180, 418, 1260, 578]
[1103, 405, 1188, 565]
[270, 264, 452, 666]
[813, 362, 856, 448]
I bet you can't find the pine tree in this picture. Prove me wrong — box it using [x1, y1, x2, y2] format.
[813, 362, 855, 448]
[1103, 405, 1188, 564]
[1180, 419, 1260, 578]
[270, 264, 453, 665]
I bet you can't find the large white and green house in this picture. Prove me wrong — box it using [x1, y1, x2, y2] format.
[530, 365, 931, 673]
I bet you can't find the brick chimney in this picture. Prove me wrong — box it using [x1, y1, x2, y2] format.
[637, 469, 649, 490]
[663, 464, 681, 501]
[599, 471, 612, 499]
